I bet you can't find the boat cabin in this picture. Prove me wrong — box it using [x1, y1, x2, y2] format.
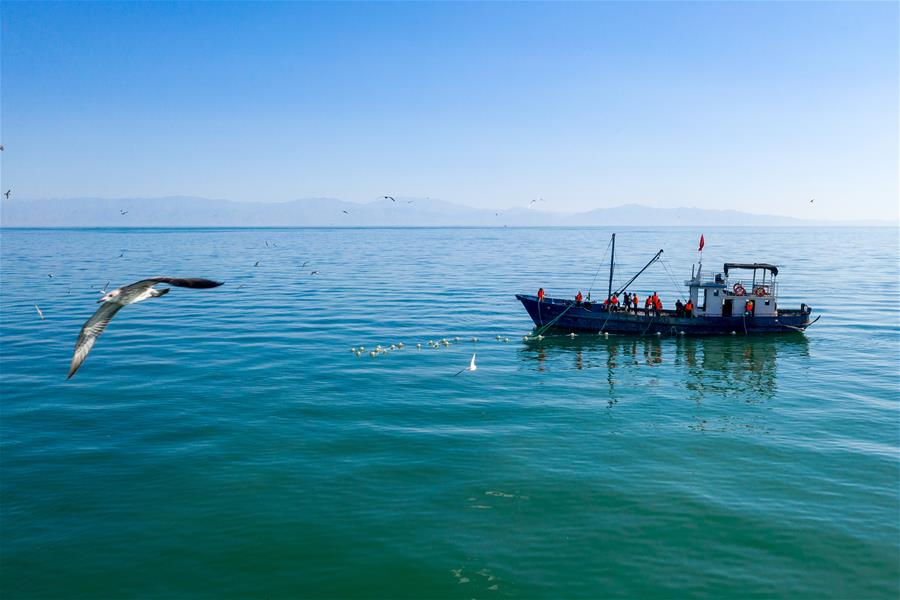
[686, 263, 779, 318]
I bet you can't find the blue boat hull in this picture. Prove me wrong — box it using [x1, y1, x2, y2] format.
[516, 295, 814, 335]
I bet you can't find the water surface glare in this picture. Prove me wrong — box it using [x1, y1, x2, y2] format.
[1, 227, 898, 598]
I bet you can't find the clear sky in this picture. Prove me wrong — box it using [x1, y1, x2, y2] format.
[1, 1, 897, 221]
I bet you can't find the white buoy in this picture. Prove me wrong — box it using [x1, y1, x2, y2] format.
[604, 332, 609, 338]
[655, 332, 662, 336]
[731, 331, 736, 336]
[679, 331, 685, 335]
[569, 332, 576, 338]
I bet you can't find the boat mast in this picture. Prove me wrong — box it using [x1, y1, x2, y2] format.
[607, 233, 616, 302]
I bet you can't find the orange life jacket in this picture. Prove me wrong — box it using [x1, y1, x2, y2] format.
[655, 299, 662, 310]
[685, 301, 693, 311]
[575, 292, 583, 302]
[610, 296, 618, 305]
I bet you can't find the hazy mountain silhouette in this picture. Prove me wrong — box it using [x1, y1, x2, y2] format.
[0, 196, 889, 227]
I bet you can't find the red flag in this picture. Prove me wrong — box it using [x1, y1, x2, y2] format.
[698, 234, 705, 252]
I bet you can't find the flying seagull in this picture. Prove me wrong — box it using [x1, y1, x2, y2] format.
[342, 210, 350, 214]
[265, 241, 269, 247]
[383, 196, 396, 202]
[35, 304, 44, 320]
[254, 261, 260, 267]
[455, 353, 477, 376]
[120, 209, 128, 215]
[67, 277, 224, 379]
[310, 270, 319, 275]
[300, 261, 309, 268]
[528, 198, 545, 208]
[3, 190, 10, 199]
[809, 198, 815, 203]
[0, 144, 4, 151]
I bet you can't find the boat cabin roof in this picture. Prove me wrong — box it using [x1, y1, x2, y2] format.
[723, 263, 778, 277]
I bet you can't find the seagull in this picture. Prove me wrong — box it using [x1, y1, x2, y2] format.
[120, 209, 128, 215]
[342, 210, 350, 214]
[118, 252, 125, 258]
[48, 273, 53, 278]
[310, 270, 319, 275]
[4, 190, 10, 199]
[809, 198, 815, 203]
[300, 261, 309, 268]
[455, 353, 477, 376]
[254, 261, 260, 267]
[0, 144, 4, 151]
[67, 277, 224, 379]
[383, 196, 396, 202]
[265, 241, 269, 247]
[35, 304, 44, 320]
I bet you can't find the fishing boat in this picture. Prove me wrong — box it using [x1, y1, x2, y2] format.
[516, 234, 818, 336]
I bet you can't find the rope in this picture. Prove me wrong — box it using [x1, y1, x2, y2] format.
[534, 301, 579, 337]
[660, 258, 686, 302]
[587, 237, 613, 297]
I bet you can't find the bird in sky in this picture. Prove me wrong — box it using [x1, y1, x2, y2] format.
[4, 190, 10, 199]
[455, 353, 477, 376]
[342, 210, 350, 214]
[383, 196, 396, 202]
[300, 261, 309, 268]
[254, 261, 260, 267]
[118, 252, 125, 258]
[265, 241, 269, 247]
[528, 198, 545, 208]
[0, 144, 4, 151]
[67, 277, 224, 379]
[809, 198, 815, 203]
[120, 209, 128, 215]
[35, 304, 44, 320]
[310, 270, 319, 276]
[48, 273, 53, 278]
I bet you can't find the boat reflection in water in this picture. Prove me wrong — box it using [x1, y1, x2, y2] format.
[519, 332, 810, 407]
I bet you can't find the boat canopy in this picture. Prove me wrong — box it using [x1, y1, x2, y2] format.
[723, 263, 778, 277]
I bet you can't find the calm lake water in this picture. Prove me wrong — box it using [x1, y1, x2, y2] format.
[1, 227, 898, 599]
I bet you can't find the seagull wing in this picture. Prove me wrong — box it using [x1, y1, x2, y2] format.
[139, 277, 224, 289]
[68, 302, 124, 378]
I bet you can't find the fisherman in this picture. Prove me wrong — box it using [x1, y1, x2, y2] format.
[537, 287, 545, 302]
[654, 295, 662, 316]
[675, 299, 684, 317]
[744, 298, 754, 316]
[632, 294, 640, 312]
[609, 294, 619, 311]
[575, 291, 583, 303]
[684, 299, 693, 317]
[622, 291, 630, 312]
[644, 295, 652, 316]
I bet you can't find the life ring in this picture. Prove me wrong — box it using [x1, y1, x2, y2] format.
[754, 285, 767, 297]
[733, 283, 746, 296]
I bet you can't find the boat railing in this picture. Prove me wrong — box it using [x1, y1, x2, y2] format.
[725, 280, 779, 297]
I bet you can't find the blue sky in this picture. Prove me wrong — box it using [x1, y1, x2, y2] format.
[1, 1, 897, 220]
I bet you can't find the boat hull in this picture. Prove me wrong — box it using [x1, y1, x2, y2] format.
[516, 295, 813, 335]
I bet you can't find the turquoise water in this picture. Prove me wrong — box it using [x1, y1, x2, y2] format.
[2, 227, 898, 599]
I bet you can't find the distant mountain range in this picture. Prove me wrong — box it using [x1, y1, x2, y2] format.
[0, 196, 891, 227]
